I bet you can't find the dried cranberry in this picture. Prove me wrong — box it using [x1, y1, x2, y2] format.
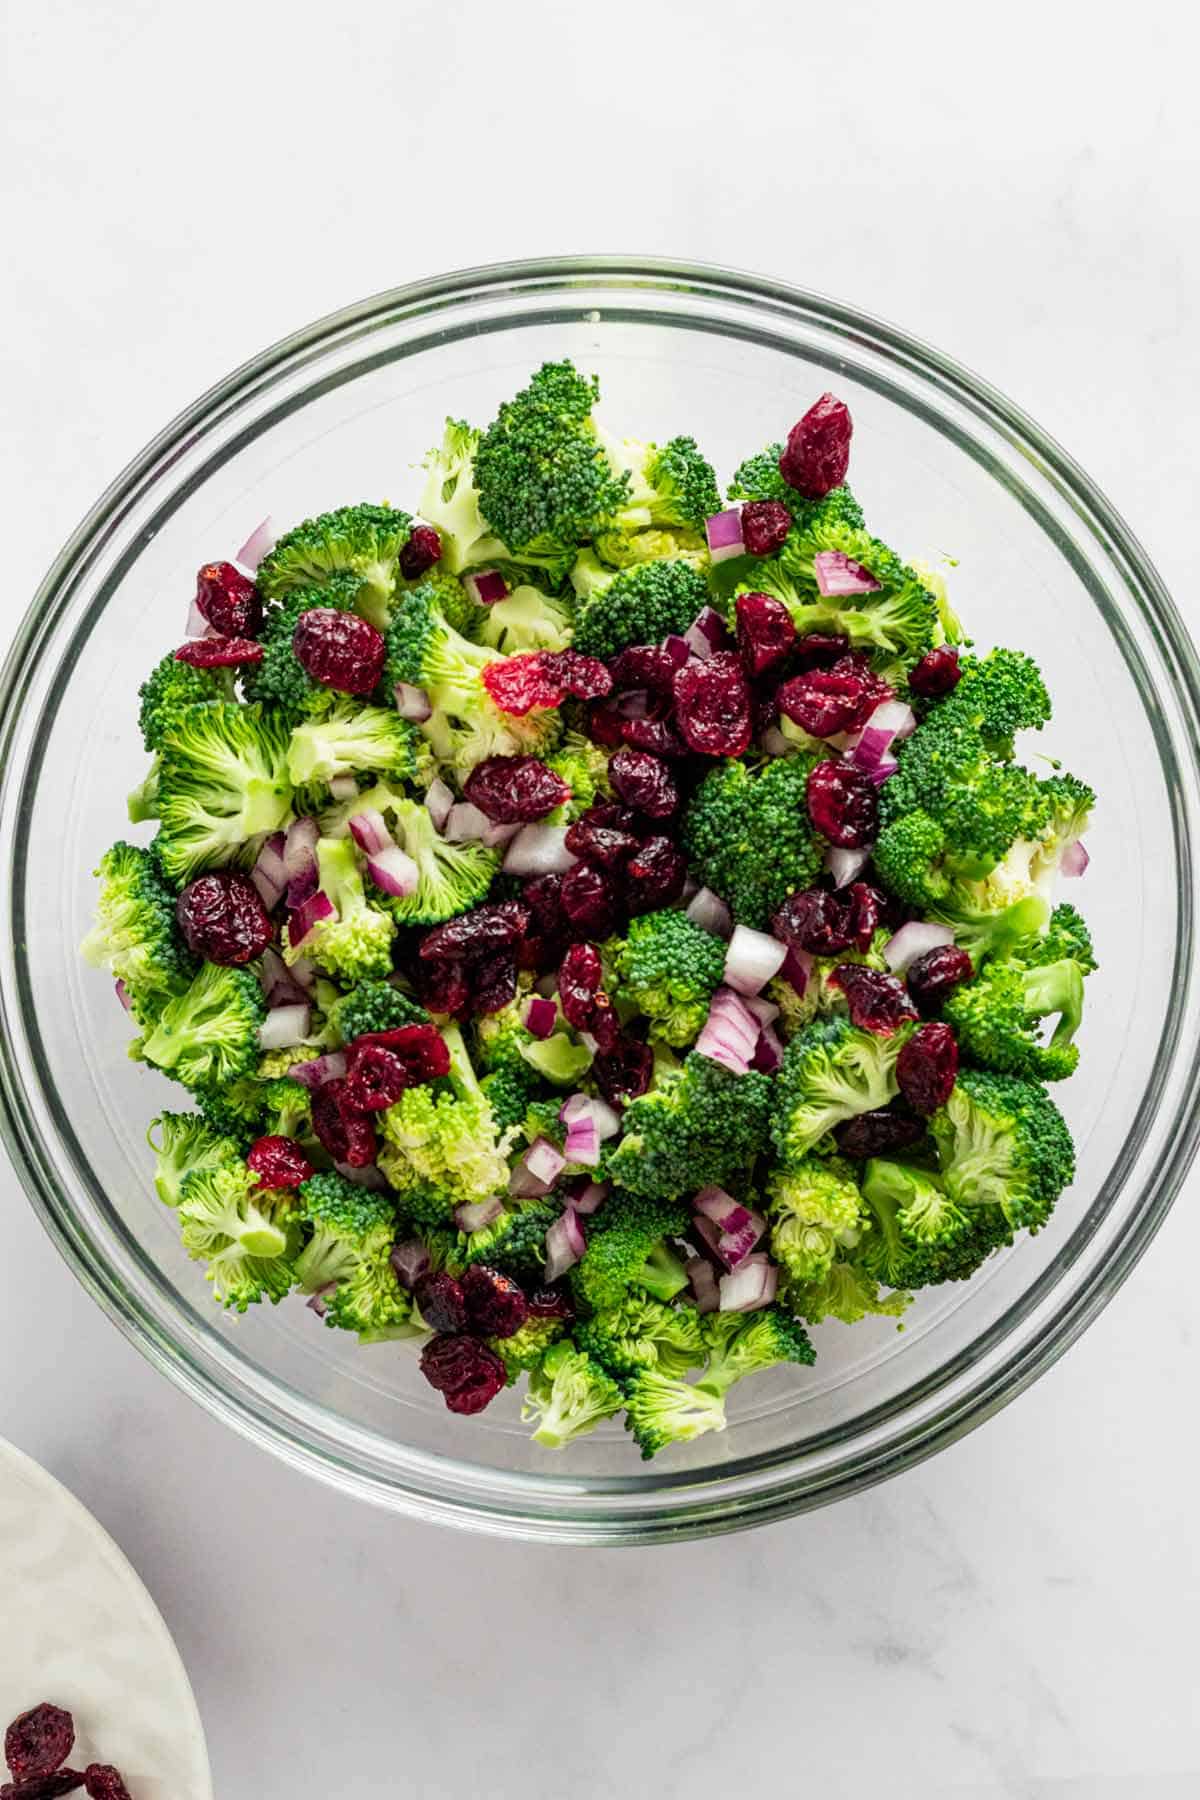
[352, 1024, 452, 1084]
[418, 900, 530, 959]
[516, 932, 559, 973]
[292, 608, 385, 695]
[1, 1773, 85, 1799]
[846, 881, 885, 951]
[83, 1770, 133, 1800]
[592, 1036, 655, 1105]
[174, 635, 263, 668]
[625, 835, 687, 913]
[586, 990, 622, 1052]
[897, 1021, 959, 1115]
[834, 1108, 926, 1159]
[558, 942, 602, 1029]
[828, 653, 894, 726]
[464, 755, 570, 823]
[541, 649, 612, 700]
[909, 645, 962, 698]
[794, 632, 851, 668]
[735, 592, 796, 677]
[195, 561, 262, 637]
[527, 1284, 575, 1321]
[414, 1270, 468, 1334]
[619, 714, 690, 758]
[609, 644, 679, 693]
[806, 758, 879, 847]
[562, 863, 621, 939]
[176, 870, 273, 964]
[778, 670, 866, 739]
[416, 958, 472, 1016]
[608, 747, 679, 819]
[830, 964, 917, 1035]
[343, 1043, 411, 1109]
[462, 1264, 529, 1338]
[474, 947, 519, 1014]
[586, 701, 628, 748]
[906, 944, 974, 1013]
[311, 1080, 377, 1167]
[565, 805, 641, 870]
[480, 653, 563, 716]
[779, 392, 853, 498]
[753, 679, 782, 737]
[740, 500, 793, 556]
[5, 1706, 74, 1781]
[524, 873, 566, 934]
[673, 652, 753, 757]
[419, 1333, 507, 1413]
[398, 524, 442, 579]
[246, 1135, 314, 1188]
[772, 887, 855, 956]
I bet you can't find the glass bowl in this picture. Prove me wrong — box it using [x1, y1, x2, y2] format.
[2, 259, 1198, 1544]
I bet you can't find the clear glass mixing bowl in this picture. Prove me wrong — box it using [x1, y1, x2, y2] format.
[2, 259, 1198, 1543]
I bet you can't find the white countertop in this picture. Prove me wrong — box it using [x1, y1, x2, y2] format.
[3, 3, 1199, 1794]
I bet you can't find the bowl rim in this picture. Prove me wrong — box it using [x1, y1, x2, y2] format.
[3, 255, 1200, 1543]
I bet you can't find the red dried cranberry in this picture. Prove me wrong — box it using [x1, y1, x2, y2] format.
[5, 1706, 74, 1781]
[806, 758, 880, 847]
[829, 964, 917, 1035]
[398, 524, 442, 579]
[246, 1135, 314, 1188]
[619, 714, 691, 758]
[524, 873, 566, 934]
[592, 1036, 655, 1105]
[625, 835, 687, 913]
[464, 755, 570, 823]
[344, 1043, 411, 1109]
[735, 591, 796, 677]
[1, 1772, 86, 1799]
[673, 651, 753, 757]
[753, 680, 782, 737]
[779, 392, 853, 498]
[176, 870, 272, 964]
[778, 670, 867, 739]
[897, 1021, 959, 1115]
[609, 644, 679, 693]
[834, 1108, 926, 1159]
[608, 747, 679, 819]
[311, 1080, 378, 1166]
[906, 944, 974, 1013]
[195, 561, 262, 637]
[527, 1283, 575, 1321]
[174, 635, 263, 668]
[795, 632, 851, 668]
[586, 701, 628, 748]
[352, 1024, 452, 1084]
[516, 932, 560, 973]
[565, 804, 641, 870]
[558, 942, 602, 1029]
[586, 990, 622, 1052]
[462, 1264, 529, 1338]
[419, 1333, 506, 1413]
[772, 887, 855, 955]
[474, 948, 519, 1014]
[480, 653, 563, 716]
[414, 1270, 468, 1334]
[416, 958, 472, 1016]
[740, 500, 792, 556]
[909, 645, 962, 698]
[83, 1770, 133, 1800]
[541, 649, 612, 700]
[419, 900, 530, 959]
[562, 863, 621, 939]
[828, 652, 894, 726]
[846, 881, 885, 951]
[292, 608, 385, 695]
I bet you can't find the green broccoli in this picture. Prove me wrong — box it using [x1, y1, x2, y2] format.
[81, 841, 195, 1014]
[770, 1015, 911, 1168]
[292, 1168, 397, 1293]
[858, 1158, 1010, 1290]
[697, 1305, 815, 1399]
[256, 502, 413, 629]
[379, 1020, 511, 1211]
[284, 836, 395, 983]
[139, 960, 266, 1089]
[522, 1342, 625, 1448]
[945, 647, 1051, 755]
[187, 1075, 271, 1143]
[286, 700, 426, 789]
[575, 1293, 706, 1378]
[943, 947, 1088, 1081]
[153, 702, 293, 884]
[681, 753, 823, 930]
[570, 1195, 691, 1314]
[1029, 773, 1094, 888]
[328, 979, 427, 1046]
[930, 1067, 1075, 1233]
[609, 910, 727, 1048]
[137, 651, 236, 753]
[177, 1156, 297, 1312]
[242, 573, 364, 722]
[727, 444, 866, 526]
[544, 732, 613, 821]
[782, 1252, 912, 1328]
[474, 584, 574, 654]
[257, 1076, 314, 1142]
[605, 1053, 773, 1203]
[766, 1155, 869, 1285]
[455, 1198, 559, 1274]
[596, 431, 721, 538]
[572, 558, 712, 660]
[479, 1062, 543, 1133]
[324, 1252, 419, 1342]
[146, 1111, 240, 1208]
[418, 418, 511, 576]
[933, 893, 1052, 969]
[473, 986, 592, 1086]
[772, 515, 939, 667]
[490, 1314, 564, 1383]
[382, 798, 498, 925]
[1035, 901, 1097, 972]
[621, 1367, 727, 1459]
[126, 759, 163, 824]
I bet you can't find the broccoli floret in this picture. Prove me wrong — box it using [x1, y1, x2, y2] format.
[1036, 901, 1097, 973]
[126, 759, 162, 824]
[257, 1075, 314, 1141]
[292, 1168, 397, 1293]
[474, 584, 574, 654]
[479, 1062, 542, 1132]
[152, 702, 293, 884]
[545, 732, 612, 822]
[681, 753, 823, 930]
[599, 432, 721, 536]
[1030, 773, 1094, 888]
[242, 573, 363, 722]
[621, 1367, 727, 1459]
[947, 647, 1052, 754]
[773, 517, 939, 667]
[728, 443, 866, 528]
[456, 1198, 559, 1273]
[139, 960, 266, 1089]
[286, 700, 426, 789]
[187, 1075, 270, 1143]
[858, 1158, 1009, 1289]
[284, 837, 395, 983]
[328, 979, 427, 1046]
[570, 1194, 691, 1314]
[137, 651, 236, 753]
[146, 1111, 240, 1208]
[609, 910, 727, 1049]
[943, 950, 1088, 1081]
[697, 1305, 815, 1398]
[81, 841, 195, 1014]
[572, 558, 711, 660]
[490, 1313, 564, 1383]
[605, 1053, 773, 1203]
[930, 1068, 1075, 1234]
[766, 1155, 869, 1285]
[378, 1020, 511, 1210]
[576, 1293, 706, 1378]
[324, 1251, 419, 1341]
[770, 1015, 911, 1168]
[383, 798, 498, 925]
[418, 418, 511, 576]
[522, 1342, 624, 1447]
[473, 361, 631, 583]
[933, 893, 1051, 968]
[177, 1157, 297, 1312]
[256, 503, 413, 629]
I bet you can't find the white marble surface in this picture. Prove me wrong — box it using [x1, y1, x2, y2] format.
[3, 3, 1200, 1795]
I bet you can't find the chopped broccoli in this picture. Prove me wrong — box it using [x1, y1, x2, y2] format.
[152, 703, 293, 884]
[570, 1194, 691, 1314]
[328, 979, 427, 1046]
[605, 1052, 773, 1203]
[943, 944, 1089, 1081]
[575, 1293, 706, 1378]
[139, 960, 266, 1089]
[930, 1067, 1075, 1233]
[597, 432, 721, 539]
[621, 1367, 727, 1459]
[242, 573, 364, 721]
[383, 798, 498, 925]
[256, 502, 413, 629]
[857, 1158, 1009, 1289]
[490, 1313, 564, 1383]
[609, 910, 727, 1048]
[137, 651, 236, 753]
[1036, 901, 1097, 973]
[697, 1305, 815, 1399]
[770, 1015, 911, 1168]
[774, 516, 939, 667]
[324, 1251, 419, 1341]
[946, 647, 1051, 754]
[572, 558, 712, 660]
[455, 1198, 559, 1274]
[187, 1074, 271, 1143]
[292, 1168, 397, 1293]
[545, 732, 612, 822]
[681, 753, 823, 930]
[283, 836, 395, 983]
[146, 1111, 239, 1209]
[766, 1155, 869, 1285]
[81, 841, 194, 1015]
[257, 1075, 314, 1142]
[1030, 773, 1094, 889]
[379, 1020, 511, 1211]
[417, 418, 511, 576]
[474, 584, 574, 654]
[934, 893, 1051, 968]
[479, 1062, 542, 1133]
[177, 1156, 297, 1312]
[522, 1342, 625, 1448]
[286, 700, 426, 789]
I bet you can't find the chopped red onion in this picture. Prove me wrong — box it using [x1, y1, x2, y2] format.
[481, 818, 523, 850]
[1062, 839, 1090, 878]
[564, 1117, 601, 1167]
[258, 1003, 312, 1051]
[393, 682, 433, 723]
[333, 1159, 388, 1190]
[464, 569, 509, 606]
[572, 1180, 609, 1216]
[883, 920, 956, 974]
[424, 776, 455, 832]
[525, 996, 558, 1040]
[442, 801, 490, 843]
[234, 515, 276, 571]
[743, 994, 780, 1027]
[779, 945, 814, 995]
[684, 605, 729, 660]
[287, 1050, 347, 1089]
[114, 978, 132, 1013]
[693, 1186, 755, 1235]
[851, 699, 916, 775]
[260, 945, 309, 1008]
[577, 1030, 599, 1055]
[251, 832, 289, 909]
[544, 1207, 587, 1283]
[558, 1092, 621, 1141]
[685, 885, 734, 939]
[454, 1195, 504, 1233]
[867, 753, 899, 786]
[825, 843, 873, 888]
[390, 1240, 431, 1289]
[283, 817, 320, 907]
[813, 550, 881, 598]
[705, 508, 745, 563]
[686, 1255, 720, 1314]
[307, 1282, 337, 1318]
[185, 598, 215, 639]
[327, 772, 359, 803]
[509, 1161, 554, 1199]
[718, 1254, 778, 1312]
[662, 634, 692, 667]
[691, 1213, 725, 1263]
[502, 824, 577, 877]
[760, 726, 793, 757]
[534, 972, 559, 999]
[613, 688, 655, 720]
[348, 808, 393, 856]
[289, 954, 317, 992]
[366, 846, 420, 898]
[288, 888, 334, 948]
[723, 923, 787, 996]
[524, 1136, 566, 1187]
[751, 1023, 784, 1074]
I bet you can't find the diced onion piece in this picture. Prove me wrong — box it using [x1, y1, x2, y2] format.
[1062, 839, 1090, 878]
[572, 1180, 609, 1216]
[718, 1254, 778, 1312]
[685, 885, 734, 939]
[813, 550, 881, 598]
[327, 772, 359, 802]
[718, 1217, 768, 1270]
[723, 923, 787, 996]
[288, 889, 334, 948]
[334, 1159, 387, 1190]
[464, 569, 509, 606]
[867, 753, 899, 786]
[760, 726, 792, 757]
[564, 1118, 601, 1167]
[258, 1003, 312, 1051]
[480, 818, 523, 849]
[544, 1207, 587, 1283]
[525, 996, 558, 1039]
[251, 832, 289, 910]
[287, 1050, 347, 1089]
[509, 1161, 553, 1199]
[442, 801, 490, 843]
[684, 605, 729, 659]
[284, 816, 320, 907]
[780, 945, 814, 994]
[751, 1023, 784, 1074]
[686, 1255, 721, 1314]
[614, 688, 654, 720]
[696, 985, 763, 1072]
[424, 776, 455, 832]
[883, 920, 956, 974]
[825, 844, 872, 888]
[348, 808, 393, 856]
[524, 1136, 566, 1187]
[693, 1186, 755, 1235]
[366, 846, 420, 898]
[185, 598, 215, 639]
[743, 994, 780, 1027]
[577, 1031, 599, 1055]
[260, 945, 308, 1008]
[307, 1283, 335, 1317]
[502, 824, 577, 877]
[558, 1092, 620, 1141]
[289, 954, 317, 992]
[114, 978, 132, 1012]
[691, 1214, 725, 1262]
[390, 1241, 431, 1289]
[705, 508, 745, 563]
[393, 682, 433, 722]
[662, 634, 691, 667]
[454, 1195, 504, 1233]
[851, 699, 916, 775]
[234, 515, 276, 571]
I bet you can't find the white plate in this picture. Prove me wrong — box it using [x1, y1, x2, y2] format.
[0, 1437, 211, 1797]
